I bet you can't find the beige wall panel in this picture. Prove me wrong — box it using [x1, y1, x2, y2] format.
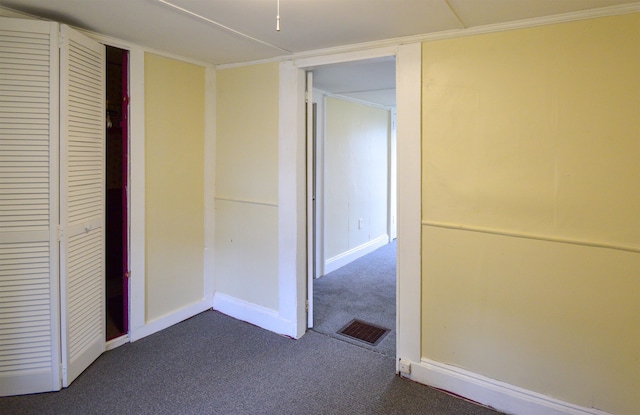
[421, 14, 640, 415]
[422, 226, 639, 414]
[215, 63, 279, 310]
[216, 63, 279, 203]
[422, 14, 640, 247]
[144, 53, 205, 321]
[214, 200, 278, 310]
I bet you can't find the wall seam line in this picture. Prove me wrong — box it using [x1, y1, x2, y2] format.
[215, 196, 278, 208]
[422, 220, 640, 254]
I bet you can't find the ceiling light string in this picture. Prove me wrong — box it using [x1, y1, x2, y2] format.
[276, 0, 281, 31]
[152, 0, 292, 53]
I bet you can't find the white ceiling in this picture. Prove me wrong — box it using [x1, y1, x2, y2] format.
[312, 57, 397, 107]
[2, 0, 638, 65]
[1, 0, 638, 106]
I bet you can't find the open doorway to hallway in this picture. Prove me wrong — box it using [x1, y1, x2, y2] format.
[312, 241, 397, 356]
[307, 57, 397, 357]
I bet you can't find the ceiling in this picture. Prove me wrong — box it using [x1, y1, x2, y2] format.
[1, 0, 638, 106]
[312, 57, 397, 107]
[1, 0, 637, 66]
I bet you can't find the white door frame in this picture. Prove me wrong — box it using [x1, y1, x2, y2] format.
[278, 43, 422, 366]
[84, 32, 217, 343]
[83, 32, 145, 342]
[305, 72, 314, 328]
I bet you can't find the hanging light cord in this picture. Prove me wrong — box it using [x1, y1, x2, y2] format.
[153, 0, 291, 52]
[276, 0, 280, 31]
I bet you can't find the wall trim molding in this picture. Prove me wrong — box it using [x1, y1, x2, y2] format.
[406, 358, 613, 415]
[215, 196, 278, 208]
[213, 293, 295, 337]
[129, 299, 211, 342]
[417, 3, 640, 43]
[277, 61, 307, 339]
[324, 234, 389, 275]
[203, 66, 216, 307]
[0, 5, 39, 18]
[322, 89, 394, 111]
[128, 47, 147, 336]
[422, 221, 640, 254]
[105, 335, 129, 351]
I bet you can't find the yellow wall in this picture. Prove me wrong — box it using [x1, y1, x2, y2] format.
[215, 63, 279, 310]
[421, 14, 640, 415]
[325, 97, 389, 259]
[144, 53, 205, 321]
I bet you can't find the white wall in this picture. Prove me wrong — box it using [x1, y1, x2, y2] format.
[323, 96, 390, 274]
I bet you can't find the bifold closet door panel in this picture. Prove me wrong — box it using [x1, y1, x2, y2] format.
[0, 17, 61, 396]
[59, 23, 106, 387]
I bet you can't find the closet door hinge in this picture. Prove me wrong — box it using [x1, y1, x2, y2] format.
[305, 299, 309, 312]
[57, 32, 65, 49]
[57, 225, 64, 241]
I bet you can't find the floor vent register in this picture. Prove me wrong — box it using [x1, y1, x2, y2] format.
[337, 319, 390, 346]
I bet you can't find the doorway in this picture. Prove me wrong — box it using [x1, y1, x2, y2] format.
[307, 58, 398, 356]
[278, 44, 420, 363]
[105, 45, 129, 342]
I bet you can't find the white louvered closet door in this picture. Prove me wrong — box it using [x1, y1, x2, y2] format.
[59, 24, 105, 387]
[0, 17, 61, 396]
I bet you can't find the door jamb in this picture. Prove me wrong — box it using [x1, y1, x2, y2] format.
[278, 43, 422, 367]
[84, 34, 144, 345]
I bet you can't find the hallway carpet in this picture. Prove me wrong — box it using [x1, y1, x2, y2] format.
[313, 240, 397, 357]
[0, 310, 503, 415]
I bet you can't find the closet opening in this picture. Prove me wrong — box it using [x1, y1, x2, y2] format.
[105, 45, 129, 342]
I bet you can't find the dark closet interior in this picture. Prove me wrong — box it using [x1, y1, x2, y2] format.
[105, 45, 129, 341]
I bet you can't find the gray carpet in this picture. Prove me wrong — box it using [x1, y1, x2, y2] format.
[0, 310, 503, 414]
[313, 240, 397, 356]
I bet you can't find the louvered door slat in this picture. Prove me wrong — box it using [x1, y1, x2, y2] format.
[1, 322, 47, 335]
[0, 17, 60, 397]
[0, 96, 48, 105]
[0, 173, 49, 180]
[0, 64, 48, 74]
[59, 24, 105, 388]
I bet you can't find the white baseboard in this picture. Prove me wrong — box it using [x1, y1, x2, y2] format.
[323, 234, 389, 275]
[105, 334, 129, 351]
[406, 358, 612, 415]
[213, 292, 295, 338]
[129, 299, 212, 342]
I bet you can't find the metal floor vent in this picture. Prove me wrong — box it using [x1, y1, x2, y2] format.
[337, 319, 390, 346]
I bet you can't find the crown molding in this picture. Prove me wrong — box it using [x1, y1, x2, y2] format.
[0, 5, 45, 19]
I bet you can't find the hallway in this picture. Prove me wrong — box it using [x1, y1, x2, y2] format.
[313, 241, 396, 356]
